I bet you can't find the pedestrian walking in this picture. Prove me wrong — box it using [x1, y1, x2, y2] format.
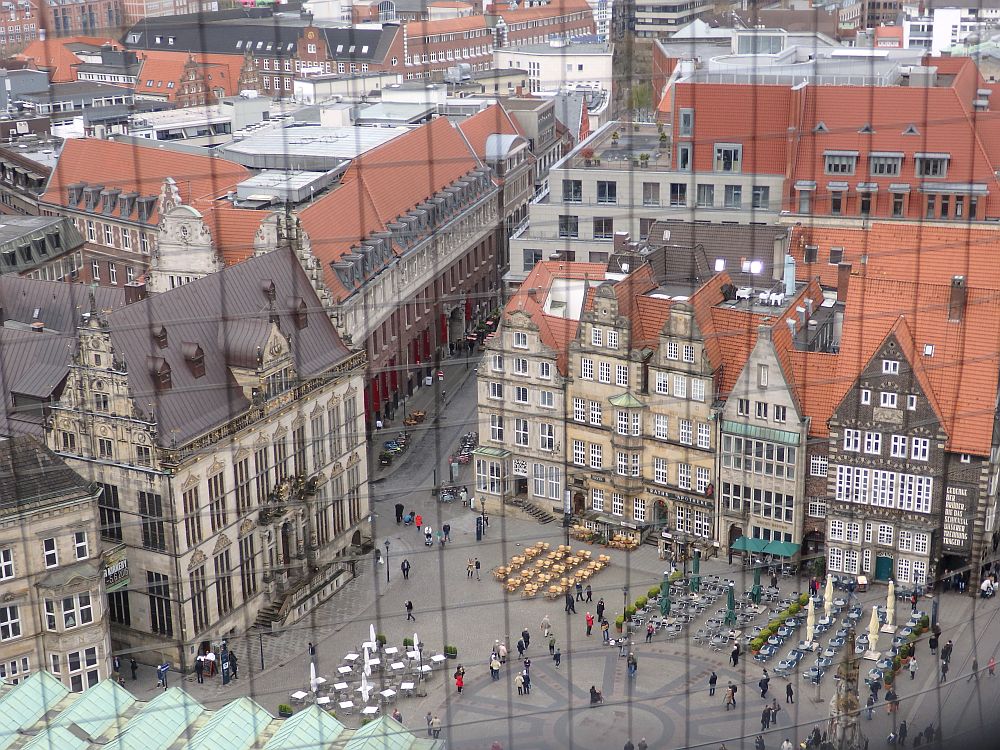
[914, 732, 923, 748]
[730, 682, 738, 707]
[597, 598, 606, 620]
[586, 612, 595, 636]
[475, 559, 481, 580]
[709, 671, 718, 696]
[430, 715, 442, 739]
[575, 581, 584, 600]
[229, 652, 238, 679]
[899, 721, 908, 747]
[782, 740, 794, 750]
[601, 619, 610, 642]
[498, 643, 507, 664]
[968, 658, 979, 682]
[523, 657, 531, 674]
[425, 712, 433, 736]
[940, 661, 949, 682]
[755, 734, 766, 750]
[541, 615, 551, 637]
[585, 584, 593, 602]
[909, 657, 918, 680]
[113, 655, 121, 676]
[522, 627, 531, 649]
[549, 637, 556, 655]
[759, 673, 770, 699]
[567, 593, 577, 613]
[467, 559, 474, 578]
[646, 622, 655, 643]
[637, 739, 648, 750]
[627, 652, 638, 678]
[989, 656, 996, 676]
[391, 708, 403, 722]
[308, 642, 316, 663]
[130, 657, 138, 681]
[206, 651, 216, 676]
[401, 559, 411, 579]
[395, 503, 404, 524]
[732, 643, 741, 668]
[415, 514, 422, 531]
[928, 635, 938, 655]
[517, 639, 525, 658]
[405, 599, 415, 621]
[196, 655, 205, 683]
[514, 672, 525, 695]
[443, 523, 451, 542]
[724, 686, 735, 710]
[455, 673, 464, 694]
[490, 656, 500, 680]
[156, 662, 169, 689]
[786, 683, 794, 704]
[522, 669, 531, 694]
[867, 694, 876, 719]
[770, 698, 780, 725]
[761, 707, 771, 731]
[941, 640, 953, 664]
[624, 740, 635, 750]
[554, 647, 561, 667]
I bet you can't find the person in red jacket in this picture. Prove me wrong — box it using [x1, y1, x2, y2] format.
[586, 612, 595, 636]
[456, 673, 464, 694]
[415, 514, 423, 531]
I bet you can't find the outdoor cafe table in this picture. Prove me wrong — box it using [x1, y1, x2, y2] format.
[380, 689, 397, 701]
[417, 664, 433, 675]
[406, 650, 421, 660]
[389, 661, 406, 672]
[430, 654, 447, 665]
[333, 682, 350, 691]
[383, 646, 400, 657]
[366, 658, 381, 667]
[344, 653, 360, 662]
[338, 701, 354, 711]
[314, 676, 327, 686]
[337, 666, 353, 676]
[291, 690, 308, 702]
[362, 706, 379, 717]
[316, 696, 331, 707]
[400, 681, 416, 695]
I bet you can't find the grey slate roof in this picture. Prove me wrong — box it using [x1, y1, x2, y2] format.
[106, 246, 352, 447]
[0, 274, 128, 333]
[0, 216, 85, 275]
[0, 435, 94, 515]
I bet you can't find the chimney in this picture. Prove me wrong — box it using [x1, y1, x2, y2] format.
[527, 288, 538, 300]
[613, 231, 631, 253]
[948, 275, 967, 322]
[124, 280, 148, 305]
[805, 297, 814, 319]
[837, 262, 852, 303]
[796, 305, 806, 328]
[786, 318, 797, 338]
[31, 321, 44, 333]
[783, 254, 796, 296]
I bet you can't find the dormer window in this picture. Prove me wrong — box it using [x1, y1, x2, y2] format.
[151, 323, 167, 349]
[288, 297, 308, 329]
[261, 279, 276, 302]
[67, 183, 85, 205]
[148, 357, 171, 390]
[83, 186, 103, 211]
[182, 342, 205, 378]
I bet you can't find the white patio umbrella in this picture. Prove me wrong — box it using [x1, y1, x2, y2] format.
[414, 632, 420, 653]
[806, 597, 816, 643]
[359, 672, 373, 703]
[309, 660, 321, 694]
[867, 607, 880, 651]
[363, 659, 372, 678]
[824, 577, 834, 618]
[886, 580, 896, 628]
[369, 623, 377, 647]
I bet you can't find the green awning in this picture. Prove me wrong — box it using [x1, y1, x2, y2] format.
[730, 536, 768, 553]
[763, 540, 801, 557]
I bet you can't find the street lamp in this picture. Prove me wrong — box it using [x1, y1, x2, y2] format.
[384, 539, 390, 584]
[480, 497, 487, 536]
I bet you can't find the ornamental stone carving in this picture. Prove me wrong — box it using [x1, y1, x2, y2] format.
[188, 549, 207, 570]
[213, 534, 232, 554]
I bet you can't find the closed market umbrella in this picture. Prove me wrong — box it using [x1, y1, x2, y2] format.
[751, 564, 763, 606]
[690, 550, 701, 594]
[360, 672, 372, 703]
[868, 607, 880, 651]
[806, 597, 816, 643]
[309, 661, 320, 694]
[724, 584, 737, 626]
[659, 576, 672, 617]
[370, 623, 377, 647]
[824, 577, 834, 618]
[886, 580, 896, 628]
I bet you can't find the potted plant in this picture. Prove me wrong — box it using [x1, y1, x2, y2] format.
[625, 605, 637, 619]
[639, 153, 650, 166]
[403, 637, 414, 648]
[615, 615, 625, 632]
[581, 147, 595, 165]
[444, 645, 458, 659]
[376, 633, 388, 647]
[635, 596, 648, 610]
[799, 593, 811, 606]
[278, 704, 294, 718]
[750, 637, 764, 653]
[611, 130, 620, 144]
[648, 585, 661, 599]
[659, 132, 668, 144]
[789, 602, 801, 615]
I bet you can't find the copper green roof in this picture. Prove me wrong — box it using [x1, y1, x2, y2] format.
[0, 671, 69, 750]
[263, 705, 345, 750]
[608, 392, 643, 408]
[187, 696, 272, 750]
[54, 676, 135, 739]
[112, 687, 205, 750]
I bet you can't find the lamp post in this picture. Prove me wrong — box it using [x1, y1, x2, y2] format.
[384, 539, 390, 584]
[480, 496, 487, 535]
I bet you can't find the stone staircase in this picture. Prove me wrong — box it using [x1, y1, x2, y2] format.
[516, 499, 557, 525]
[253, 600, 283, 630]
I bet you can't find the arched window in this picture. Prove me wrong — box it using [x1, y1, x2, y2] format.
[377, 1, 396, 21]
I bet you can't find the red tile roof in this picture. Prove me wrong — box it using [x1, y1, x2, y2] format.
[492, 0, 593, 21]
[504, 261, 608, 373]
[193, 203, 266, 265]
[404, 16, 488, 36]
[298, 117, 479, 300]
[135, 52, 246, 101]
[458, 103, 526, 158]
[16, 36, 119, 83]
[40, 139, 251, 226]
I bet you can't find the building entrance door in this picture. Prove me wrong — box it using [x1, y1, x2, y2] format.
[875, 554, 893, 582]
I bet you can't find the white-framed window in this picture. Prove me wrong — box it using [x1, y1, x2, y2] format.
[616, 364, 629, 387]
[678, 463, 691, 490]
[91, 261, 100, 281]
[691, 379, 705, 402]
[679, 419, 693, 445]
[532, 463, 545, 497]
[907, 394, 917, 410]
[843, 429, 861, 452]
[666, 341, 678, 360]
[844, 549, 860, 574]
[846, 522, 861, 543]
[891, 435, 908, 458]
[633, 497, 646, 523]
[591, 327, 603, 346]
[882, 359, 899, 374]
[672, 374, 687, 398]
[683, 344, 696, 363]
[755, 401, 768, 419]
[631, 454, 641, 477]
[697, 422, 711, 449]
[654, 414, 669, 439]
[592, 488, 604, 511]
[103, 224, 113, 246]
[60, 593, 93, 629]
[539, 423, 554, 451]
[829, 519, 845, 541]
[515, 418, 529, 447]
[773, 405, 787, 423]
[607, 330, 619, 349]
[581, 358, 593, 379]
[538, 362, 551, 379]
[880, 391, 898, 408]
[589, 401, 602, 425]
[696, 466, 710, 493]
[862, 548, 872, 573]
[489, 382, 503, 400]
[898, 530, 913, 552]
[0, 548, 11, 580]
[877, 524, 894, 545]
[73, 532, 88, 560]
[654, 456, 668, 484]
[108, 263, 117, 285]
[573, 398, 586, 422]
[0, 606, 21, 641]
[864, 432, 882, 455]
[871, 470, 896, 507]
[43, 538, 58, 568]
[737, 399, 749, 416]
[810, 455, 828, 477]
[616, 452, 629, 476]
[758, 364, 769, 387]
[913, 560, 927, 585]
[616, 411, 629, 435]
[598, 362, 611, 383]
[590, 443, 603, 469]
[492, 354, 504, 372]
[861, 389, 871, 405]
[655, 372, 668, 394]
[828, 546, 844, 572]
[612, 493, 624, 516]
[514, 386, 529, 404]
[514, 358, 528, 375]
[573, 440, 586, 465]
[897, 557, 912, 583]
[911, 437, 929, 460]
[631, 412, 641, 436]
[914, 532, 929, 554]
[489, 414, 504, 442]
[513, 331, 528, 348]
